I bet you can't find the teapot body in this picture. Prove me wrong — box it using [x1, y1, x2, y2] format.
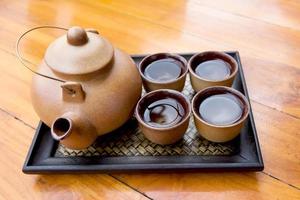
[31, 48, 142, 149]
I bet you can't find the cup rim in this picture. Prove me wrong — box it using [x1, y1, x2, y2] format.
[191, 86, 250, 128]
[135, 89, 191, 131]
[188, 51, 238, 83]
[138, 53, 188, 85]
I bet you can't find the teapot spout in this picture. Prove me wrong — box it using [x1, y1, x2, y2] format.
[51, 113, 97, 149]
[51, 117, 73, 141]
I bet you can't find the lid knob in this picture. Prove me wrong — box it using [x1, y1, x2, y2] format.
[67, 26, 88, 46]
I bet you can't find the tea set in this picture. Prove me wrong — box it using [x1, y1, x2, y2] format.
[17, 26, 249, 149]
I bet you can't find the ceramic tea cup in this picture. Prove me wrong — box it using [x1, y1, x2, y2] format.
[138, 53, 188, 92]
[135, 89, 191, 145]
[192, 86, 249, 143]
[188, 51, 238, 92]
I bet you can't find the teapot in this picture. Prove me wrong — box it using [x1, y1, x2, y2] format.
[17, 26, 142, 149]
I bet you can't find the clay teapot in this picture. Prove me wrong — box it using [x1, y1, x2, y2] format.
[19, 26, 142, 149]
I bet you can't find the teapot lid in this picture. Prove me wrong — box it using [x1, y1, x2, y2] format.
[44, 26, 114, 75]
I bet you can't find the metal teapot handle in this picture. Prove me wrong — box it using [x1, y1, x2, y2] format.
[16, 25, 68, 83]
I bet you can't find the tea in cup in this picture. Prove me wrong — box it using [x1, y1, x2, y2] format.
[192, 86, 249, 142]
[138, 53, 188, 92]
[135, 89, 191, 145]
[188, 51, 238, 92]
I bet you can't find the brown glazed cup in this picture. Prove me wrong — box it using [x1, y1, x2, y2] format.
[188, 51, 238, 92]
[135, 89, 191, 145]
[138, 53, 188, 92]
[192, 86, 249, 143]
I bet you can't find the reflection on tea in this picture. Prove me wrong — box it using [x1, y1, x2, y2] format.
[195, 59, 231, 81]
[199, 93, 243, 126]
[144, 58, 182, 82]
[143, 98, 185, 128]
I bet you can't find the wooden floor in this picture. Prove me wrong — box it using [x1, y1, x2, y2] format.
[0, 0, 299, 199]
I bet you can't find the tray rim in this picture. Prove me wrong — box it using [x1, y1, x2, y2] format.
[23, 51, 264, 173]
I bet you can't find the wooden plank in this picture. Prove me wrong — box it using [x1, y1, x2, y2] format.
[252, 102, 300, 188]
[114, 171, 300, 200]
[0, 50, 38, 127]
[194, 0, 300, 31]
[242, 56, 300, 118]
[0, 109, 149, 200]
[83, 0, 300, 68]
[2, 0, 300, 69]
[0, 0, 224, 57]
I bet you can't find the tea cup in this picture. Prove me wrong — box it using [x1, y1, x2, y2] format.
[135, 89, 191, 145]
[188, 51, 238, 92]
[138, 53, 188, 92]
[192, 86, 249, 142]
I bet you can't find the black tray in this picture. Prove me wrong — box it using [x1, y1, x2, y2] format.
[23, 52, 264, 173]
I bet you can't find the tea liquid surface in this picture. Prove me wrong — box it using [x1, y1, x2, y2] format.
[195, 59, 230, 81]
[144, 58, 182, 82]
[199, 93, 243, 126]
[143, 98, 185, 128]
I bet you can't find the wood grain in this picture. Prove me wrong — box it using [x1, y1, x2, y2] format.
[196, 0, 300, 31]
[0, 0, 300, 199]
[252, 101, 300, 188]
[0, 50, 38, 126]
[242, 57, 300, 117]
[115, 172, 300, 200]
[92, 0, 300, 68]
